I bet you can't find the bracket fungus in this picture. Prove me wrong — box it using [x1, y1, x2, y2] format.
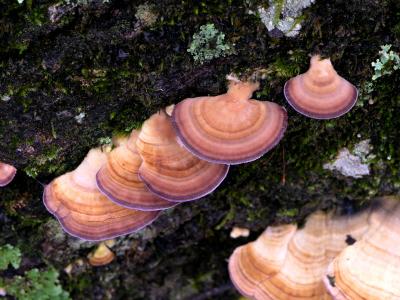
[229, 209, 371, 300]
[96, 131, 175, 211]
[284, 55, 358, 119]
[0, 162, 17, 187]
[88, 242, 115, 267]
[324, 197, 400, 300]
[229, 225, 297, 298]
[43, 148, 160, 241]
[172, 78, 287, 164]
[136, 110, 229, 202]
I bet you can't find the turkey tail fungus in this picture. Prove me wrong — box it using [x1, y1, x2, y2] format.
[284, 55, 358, 119]
[43, 148, 160, 241]
[229, 225, 297, 298]
[136, 109, 229, 202]
[96, 131, 176, 211]
[229, 208, 371, 299]
[88, 242, 116, 267]
[324, 197, 400, 300]
[172, 77, 287, 164]
[0, 162, 17, 187]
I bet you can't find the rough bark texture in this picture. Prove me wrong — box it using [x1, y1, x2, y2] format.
[0, 0, 399, 299]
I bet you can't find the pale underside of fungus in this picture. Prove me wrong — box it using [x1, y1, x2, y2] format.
[96, 130, 176, 211]
[136, 109, 229, 202]
[0, 162, 17, 187]
[43, 148, 160, 241]
[284, 55, 358, 119]
[229, 206, 372, 300]
[324, 197, 400, 300]
[172, 79, 287, 164]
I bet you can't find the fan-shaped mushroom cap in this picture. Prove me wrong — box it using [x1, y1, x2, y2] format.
[284, 55, 358, 119]
[43, 148, 160, 241]
[172, 79, 287, 164]
[88, 242, 115, 266]
[136, 110, 229, 202]
[0, 162, 17, 187]
[229, 225, 297, 298]
[229, 209, 371, 300]
[96, 131, 175, 211]
[324, 197, 400, 300]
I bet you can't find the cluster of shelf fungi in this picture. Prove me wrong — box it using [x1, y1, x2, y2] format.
[229, 196, 400, 299]
[2, 56, 398, 298]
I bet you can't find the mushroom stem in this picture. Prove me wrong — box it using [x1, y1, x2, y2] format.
[226, 78, 260, 102]
[307, 55, 337, 84]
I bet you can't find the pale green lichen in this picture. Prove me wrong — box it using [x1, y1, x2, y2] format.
[74, 112, 86, 124]
[187, 24, 234, 64]
[0, 244, 21, 270]
[257, 0, 315, 37]
[371, 44, 400, 80]
[358, 45, 400, 107]
[1, 94, 11, 102]
[323, 140, 375, 179]
[98, 136, 112, 145]
[135, 4, 158, 27]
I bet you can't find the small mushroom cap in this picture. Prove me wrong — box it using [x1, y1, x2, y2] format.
[324, 197, 400, 300]
[284, 55, 358, 119]
[165, 104, 175, 116]
[43, 148, 160, 241]
[229, 209, 371, 300]
[136, 110, 229, 202]
[0, 162, 17, 187]
[96, 131, 175, 211]
[230, 226, 250, 239]
[172, 80, 287, 164]
[88, 242, 115, 266]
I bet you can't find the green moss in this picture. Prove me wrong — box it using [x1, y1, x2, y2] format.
[1, 0, 400, 299]
[0, 242, 69, 300]
[0, 268, 70, 300]
[276, 208, 299, 218]
[215, 198, 236, 230]
[24, 146, 64, 178]
[0, 244, 21, 270]
[272, 0, 285, 25]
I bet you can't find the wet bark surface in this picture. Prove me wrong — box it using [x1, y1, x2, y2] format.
[0, 0, 399, 299]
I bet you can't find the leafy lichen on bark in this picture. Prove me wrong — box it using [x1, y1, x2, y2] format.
[1, 0, 400, 299]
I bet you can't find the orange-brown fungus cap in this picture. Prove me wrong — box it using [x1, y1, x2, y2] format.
[324, 197, 400, 300]
[136, 110, 229, 202]
[0, 162, 17, 187]
[229, 208, 370, 300]
[284, 55, 358, 119]
[88, 242, 115, 267]
[96, 131, 175, 211]
[172, 79, 287, 164]
[229, 225, 297, 298]
[43, 148, 160, 241]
